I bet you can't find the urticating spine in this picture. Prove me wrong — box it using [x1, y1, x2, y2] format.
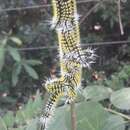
[39, 0, 96, 129]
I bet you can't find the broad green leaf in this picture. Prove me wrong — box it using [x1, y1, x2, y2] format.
[0, 117, 7, 130]
[8, 46, 21, 62]
[47, 106, 67, 130]
[102, 115, 125, 130]
[110, 88, 130, 110]
[65, 101, 125, 130]
[31, 91, 43, 113]
[0, 45, 5, 72]
[83, 85, 112, 101]
[15, 110, 26, 125]
[2, 38, 8, 45]
[10, 37, 22, 46]
[65, 102, 109, 130]
[25, 60, 42, 66]
[76, 92, 85, 102]
[25, 119, 38, 130]
[23, 64, 39, 79]
[24, 98, 35, 119]
[12, 64, 22, 86]
[3, 111, 15, 128]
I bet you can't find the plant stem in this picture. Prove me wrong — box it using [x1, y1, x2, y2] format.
[117, 0, 124, 35]
[105, 108, 130, 121]
[70, 101, 77, 130]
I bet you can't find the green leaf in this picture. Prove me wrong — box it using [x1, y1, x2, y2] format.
[0, 45, 5, 72]
[47, 106, 67, 130]
[12, 64, 22, 86]
[24, 98, 35, 119]
[23, 64, 39, 79]
[8, 46, 21, 62]
[23, 92, 42, 120]
[25, 119, 38, 130]
[10, 37, 22, 46]
[3, 111, 15, 128]
[2, 38, 8, 45]
[83, 85, 112, 101]
[31, 91, 42, 113]
[110, 88, 130, 110]
[66, 102, 109, 130]
[15, 110, 26, 125]
[25, 60, 42, 66]
[102, 115, 125, 130]
[0, 117, 7, 130]
[65, 101, 125, 130]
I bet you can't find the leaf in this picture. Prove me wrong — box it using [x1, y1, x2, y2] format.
[0, 45, 5, 72]
[3, 111, 15, 128]
[12, 64, 22, 86]
[2, 38, 8, 45]
[24, 98, 35, 119]
[15, 110, 26, 125]
[10, 37, 22, 46]
[31, 91, 42, 112]
[23, 64, 39, 79]
[25, 119, 38, 130]
[102, 115, 125, 130]
[8, 46, 21, 62]
[47, 106, 67, 130]
[110, 88, 130, 110]
[66, 102, 109, 130]
[0, 117, 7, 130]
[65, 101, 125, 130]
[25, 60, 42, 66]
[83, 85, 112, 101]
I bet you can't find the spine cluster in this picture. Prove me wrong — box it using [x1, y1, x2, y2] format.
[40, 0, 96, 129]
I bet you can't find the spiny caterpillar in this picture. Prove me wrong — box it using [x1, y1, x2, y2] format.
[39, 0, 96, 129]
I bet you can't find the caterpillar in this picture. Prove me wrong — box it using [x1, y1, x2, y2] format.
[39, 0, 96, 129]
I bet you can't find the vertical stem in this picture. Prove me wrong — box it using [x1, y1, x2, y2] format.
[70, 101, 77, 130]
[117, 0, 124, 35]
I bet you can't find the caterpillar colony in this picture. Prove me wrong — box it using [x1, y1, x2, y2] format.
[39, 0, 96, 129]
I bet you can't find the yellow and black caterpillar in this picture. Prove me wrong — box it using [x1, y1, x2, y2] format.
[39, 0, 96, 129]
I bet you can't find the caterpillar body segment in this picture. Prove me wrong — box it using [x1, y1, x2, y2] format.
[51, 0, 77, 29]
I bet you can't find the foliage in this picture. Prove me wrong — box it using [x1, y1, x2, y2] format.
[1, 84, 130, 130]
[0, 91, 42, 130]
[0, 0, 130, 130]
[0, 33, 42, 87]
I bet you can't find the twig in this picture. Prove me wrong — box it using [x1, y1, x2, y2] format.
[0, 0, 100, 13]
[80, 3, 100, 24]
[17, 40, 130, 51]
[105, 108, 130, 121]
[117, 0, 124, 35]
[70, 102, 77, 130]
[0, 40, 129, 52]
